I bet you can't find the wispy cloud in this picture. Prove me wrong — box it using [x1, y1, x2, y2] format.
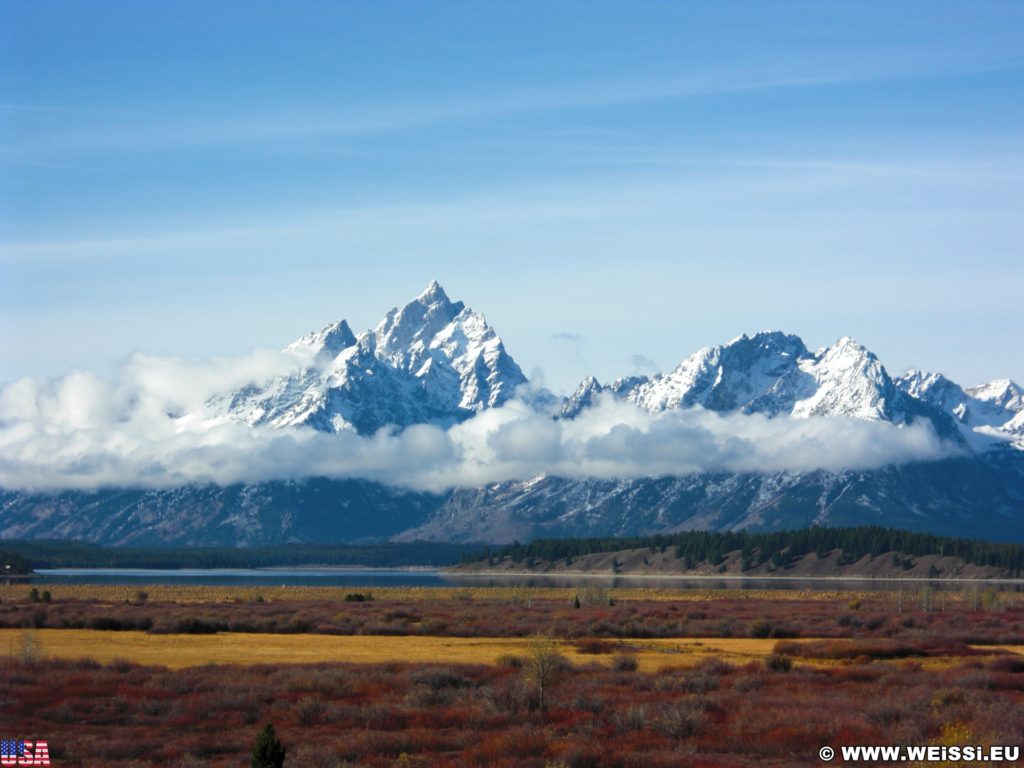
[4, 51, 1020, 158]
[630, 354, 659, 375]
[551, 332, 585, 344]
[5, 146, 1020, 264]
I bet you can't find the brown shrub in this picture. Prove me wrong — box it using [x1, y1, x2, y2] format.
[575, 638, 615, 654]
[611, 653, 639, 672]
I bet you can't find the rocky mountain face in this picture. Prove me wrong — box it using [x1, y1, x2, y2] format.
[0, 480, 444, 546]
[2, 284, 1022, 545]
[396, 453, 1024, 544]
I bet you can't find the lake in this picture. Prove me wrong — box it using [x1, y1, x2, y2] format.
[26, 568, 1024, 591]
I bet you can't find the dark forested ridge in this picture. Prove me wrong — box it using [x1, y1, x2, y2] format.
[0, 548, 30, 574]
[465, 526, 1024, 576]
[4, 539, 479, 570]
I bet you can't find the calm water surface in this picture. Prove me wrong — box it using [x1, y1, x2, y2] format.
[26, 568, 1024, 592]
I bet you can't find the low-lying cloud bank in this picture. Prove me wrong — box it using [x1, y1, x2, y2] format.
[0, 355, 961, 493]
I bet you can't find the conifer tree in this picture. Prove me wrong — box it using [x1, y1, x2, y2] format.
[251, 723, 286, 768]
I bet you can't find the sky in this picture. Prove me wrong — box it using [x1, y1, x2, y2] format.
[2, 1, 1022, 395]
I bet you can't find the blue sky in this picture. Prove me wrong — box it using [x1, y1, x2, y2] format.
[2, 1, 1022, 393]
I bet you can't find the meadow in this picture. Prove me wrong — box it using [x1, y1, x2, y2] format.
[0, 629, 831, 670]
[0, 584, 1022, 766]
[2, 583, 1022, 643]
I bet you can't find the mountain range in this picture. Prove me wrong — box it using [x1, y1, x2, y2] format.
[2, 282, 1022, 545]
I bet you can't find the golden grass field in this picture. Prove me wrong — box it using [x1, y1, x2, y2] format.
[3, 629, 1019, 671]
[0, 629, 816, 670]
[2, 582, 1004, 605]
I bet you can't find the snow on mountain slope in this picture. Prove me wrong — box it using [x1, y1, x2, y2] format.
[897, 371, 1023, 448]
[623, 331, 810, 413]
[968, 379, 1024, 415]
[288, 319, 358, 360]
[560, 375, 604, 419]
[897, 372, 971, 421]
[214, 304, 997, 450]
[786, 337, 898, 420]
[564, 332, 962, 441]
[208, 281, 527, 435]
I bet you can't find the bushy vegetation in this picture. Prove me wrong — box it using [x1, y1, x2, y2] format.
[772, 638, 985, 661]
[1, 587, 1022, 644]
[2, 651, 1023, 767]
[474, 526, 1024, 574]
[2, 582, 1023, 766]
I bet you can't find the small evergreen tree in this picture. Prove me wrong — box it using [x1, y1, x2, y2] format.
[251, 723, 286, 768]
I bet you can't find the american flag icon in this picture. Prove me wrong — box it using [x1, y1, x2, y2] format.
[0, 740, 24, 758]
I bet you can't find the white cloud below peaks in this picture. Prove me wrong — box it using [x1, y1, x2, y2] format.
[0, 352, 960, 493]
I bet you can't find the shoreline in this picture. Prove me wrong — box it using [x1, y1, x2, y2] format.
[33, 565, 442, 575]
[444, 568, 1024, 584]
[22, 566, 1023, 586]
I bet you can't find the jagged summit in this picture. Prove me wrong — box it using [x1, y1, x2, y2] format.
[208, 282, 527, 434]
[560, 375, 604, 419]
[287, 319, 357, 361]
[373, 281, 467, 368]
[968, 379, 1023, 412]
[420, 279, 448, 301]
[726, 329, 801, 348]
[788, 335, 895, 421]
[621, 330, 812, 413]
[895, 370, 1023, 446]
[898, 371, 971, 420]
[561, 331, 968, 442]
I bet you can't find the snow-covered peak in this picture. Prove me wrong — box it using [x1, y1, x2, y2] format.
[373, 281, 466, 369]
[898, 369, 948, 395]
[624, 330, 809, 413]
[287, 319, 357, 361]
[429, 307, 492, 360]
[727, 329, 796, 348]
[893, 370, 1023, 447]
[896, 370, 970, 421]
[580, 331, 945, 429]
[427, 305, 527, 410]
[420, 279, 448, 302]
[561, 375, 605, 418]
[967, 379, 1024, 413]
[814, 336, 879, 373]
[212, 282, 526, 434]
[788, 336, 894, 420]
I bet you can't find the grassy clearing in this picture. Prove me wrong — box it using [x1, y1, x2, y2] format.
[3, 629, 1016, 671]
[0, 628, 817, 670]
